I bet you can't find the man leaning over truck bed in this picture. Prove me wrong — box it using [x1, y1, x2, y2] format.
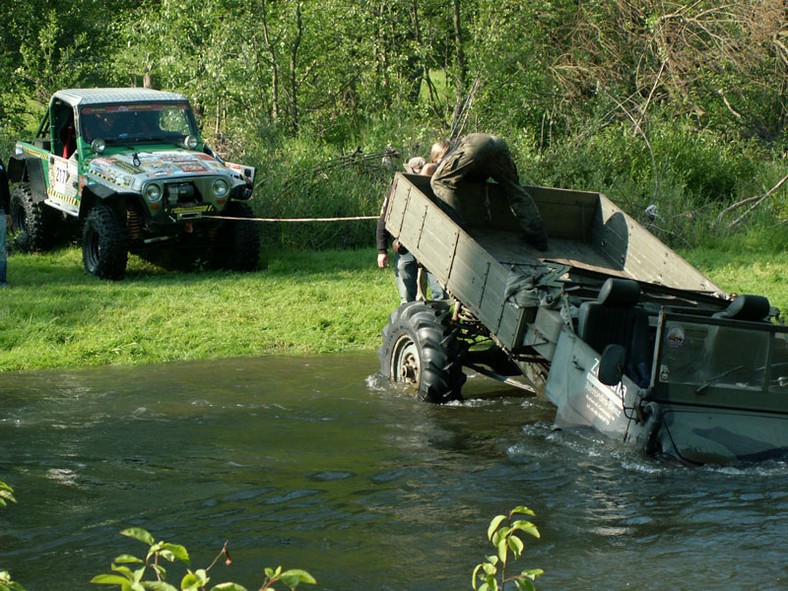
[430, 133, 549, 251]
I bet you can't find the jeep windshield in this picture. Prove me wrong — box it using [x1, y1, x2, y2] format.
[655, 312, 788, 398]
[79, 102, 198, 145]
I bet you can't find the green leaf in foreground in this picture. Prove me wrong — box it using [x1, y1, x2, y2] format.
[473, 507, 542, 591]
[92, 530, 311, 591]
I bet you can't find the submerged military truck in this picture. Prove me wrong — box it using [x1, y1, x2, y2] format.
[378, 173, 788, 465]
[6, 88, 260, 279]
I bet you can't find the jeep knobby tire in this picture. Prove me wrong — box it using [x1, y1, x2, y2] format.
[82, 205, 128, 280]
[379, 300, 466, 403]
[10, 182, 56, 252]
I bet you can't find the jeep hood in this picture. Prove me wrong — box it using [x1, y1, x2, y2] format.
[87, 150, 240, 191]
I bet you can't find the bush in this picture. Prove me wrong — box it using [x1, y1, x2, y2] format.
[518, 113, 784, 249]
[223, 117, 451, 252]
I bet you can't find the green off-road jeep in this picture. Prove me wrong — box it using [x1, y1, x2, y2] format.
[6, 88, 260, 279]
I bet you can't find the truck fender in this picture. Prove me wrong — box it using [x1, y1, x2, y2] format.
[7, 154, 47, 202]
[78, 186, 128, 220]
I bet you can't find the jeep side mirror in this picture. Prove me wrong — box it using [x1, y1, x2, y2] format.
[598, 344, 625, 386]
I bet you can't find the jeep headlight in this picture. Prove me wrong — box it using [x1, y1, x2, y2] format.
[212, 178, 230, 198]
[184, 134, 199, 150]
[91, 138, 106, 154]
[144, 183, 163, 202]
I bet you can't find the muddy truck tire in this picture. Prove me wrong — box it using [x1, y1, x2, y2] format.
[379, 300, 466, 403]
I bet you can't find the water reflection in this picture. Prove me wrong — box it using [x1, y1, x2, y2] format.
[1, 352, 786, 591]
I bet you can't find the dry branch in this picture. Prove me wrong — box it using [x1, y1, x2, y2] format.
[716, 174, 788, 227]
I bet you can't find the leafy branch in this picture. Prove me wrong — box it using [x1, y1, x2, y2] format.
[716, 174, 788, 228]
[91, 528, 315, 591]
[0, 482, 16, 508]
[472, 506, 543, 591]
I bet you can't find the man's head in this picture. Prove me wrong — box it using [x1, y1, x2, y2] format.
[404, 156, 426, 174]
[430, 139, 452, 163]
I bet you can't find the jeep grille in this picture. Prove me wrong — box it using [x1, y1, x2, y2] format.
[166, 182, 197, 205]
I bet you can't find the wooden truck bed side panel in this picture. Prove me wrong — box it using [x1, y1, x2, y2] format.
[590, 194, 721, 293]
[384, 174, 527, 350]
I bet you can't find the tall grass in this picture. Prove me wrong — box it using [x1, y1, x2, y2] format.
[515, 114, 786, 250]
[233, 120, 447, 251]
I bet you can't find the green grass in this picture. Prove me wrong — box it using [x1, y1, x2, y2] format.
[1, 244, 785, 373]
[681, 247, 788, 315]
[0, 247, 399, 373]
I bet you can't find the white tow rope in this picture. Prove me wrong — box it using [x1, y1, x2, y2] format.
[201, 215, 379, 223]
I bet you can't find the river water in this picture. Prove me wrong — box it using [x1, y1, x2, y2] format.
[0, 352, 785, 590]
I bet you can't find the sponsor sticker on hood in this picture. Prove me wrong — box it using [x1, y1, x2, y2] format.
[89, 151, 227, 184]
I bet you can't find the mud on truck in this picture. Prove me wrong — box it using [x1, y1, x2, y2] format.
[5, 88, 260, 279]
[378, 173, 788, 465]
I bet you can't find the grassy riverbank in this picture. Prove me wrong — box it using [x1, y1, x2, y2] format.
[0, 244, 786, 373]
[0, 247, 397, 373]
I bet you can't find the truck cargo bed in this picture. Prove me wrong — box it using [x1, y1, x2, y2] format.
[383, 173, 723, 353]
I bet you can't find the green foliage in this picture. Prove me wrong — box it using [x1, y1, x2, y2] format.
[0, 482, 25, 591]
[0, 481, 16, 508]
[0, 570, 26, 591]
[0, 0, 785, 252]
[472, 506, 543, 591]
[248, 133, 428, 250]
[91, 528, 315, 591]
[521, 111, 785, 248]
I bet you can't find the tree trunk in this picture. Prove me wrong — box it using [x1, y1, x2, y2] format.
[288, 2, 303, 134]
[258, 0, 280, 123]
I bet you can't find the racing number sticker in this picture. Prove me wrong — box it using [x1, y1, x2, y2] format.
[53, 159, 70, 188]
[51, 157, 78, 200]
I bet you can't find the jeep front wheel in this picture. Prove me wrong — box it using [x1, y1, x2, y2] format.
[82, 205, 128, 280]
[378, 301, 466, 403]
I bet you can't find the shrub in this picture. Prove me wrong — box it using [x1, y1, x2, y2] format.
[472, 506, 543, 591]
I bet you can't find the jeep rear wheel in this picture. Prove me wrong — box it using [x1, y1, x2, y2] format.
[213, 201, 261, 271]
[10, 183, 54, 252]
[379, 301, 466, 403]
[82, 205, 128, 280]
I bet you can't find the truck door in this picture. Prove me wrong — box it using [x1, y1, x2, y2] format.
[47, 154, 80, 215]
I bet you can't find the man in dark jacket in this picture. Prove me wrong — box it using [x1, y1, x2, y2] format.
[430, 133, 549, 251]
[1, 160, 10, 286]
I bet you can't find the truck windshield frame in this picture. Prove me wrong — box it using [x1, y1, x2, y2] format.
[654, 311, 788, 402]
[78, 102, 198, 145]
